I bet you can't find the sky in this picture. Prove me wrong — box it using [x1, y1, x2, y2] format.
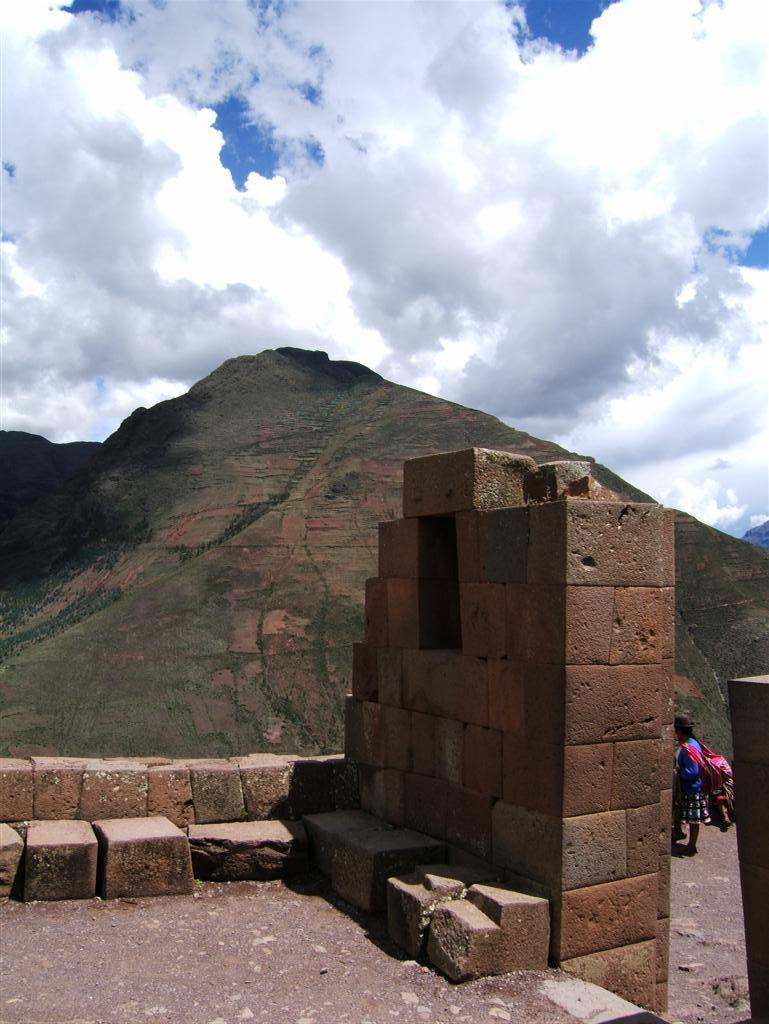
[1, 0, 767, 538]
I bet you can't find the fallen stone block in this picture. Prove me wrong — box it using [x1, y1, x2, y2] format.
[0, 759, 33, 822]
[188, 820, 308, 881]
[387, 863, 499, 957]
[0, 823, 24, 896]
[332, 827, 446, 912]
[93, 816, 194, 899]
[303, 809, 391, 878]
[24, 820, 97, 902]
[467, 883, 550, 970]
[426, 899, 500, 981]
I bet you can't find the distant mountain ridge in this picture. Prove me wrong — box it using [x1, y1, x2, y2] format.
[0, 349, 766, 759]
[743, 519, 769, 550]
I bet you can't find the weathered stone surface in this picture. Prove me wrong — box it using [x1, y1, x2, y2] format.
[463, 725, 502, 797]
[382, 706, 411, 773]
[560, 940, 657, 1010]
[403, 448, 536, 518]
[93, 816, 193, 899]
[427, 899, 500, 981]
[79, 762, 148, 820]
[364, 577, 388, 646]
[528, 501, 667, 587]
[147, 764, 194, 828]
[740, 862, 769, 968]
[656, 917, 670, 984]
[558, 874, 657, 960]
[467, 883, 550, 970]
[383, 768, 406, 826]
[379, 516, 458, 580]
[331, 827, 445, 912]
[626, 803, 661, 878]
[561, 811, 627, 891]
[0, 760, 33, 822]
[0, 822, 23, 896]
[435, 718, 464, 784]
[488, 660, 525, 736]
[357, 765, 387, 819]
[611, 739, 660, 810]
[732, 761, 769, 868]
[31, 758, 85, 820]
[503, 736, 564, 818]
[491, 802, 561, 891]
[387, 872, 459, 957]
[411, 712, 437, 776]
[445, 785, 493, 861]
[524, 461, 594, 504]
[331, 757, 360, 811]
[286, 756, 337, 817]
[352, 642, 379, 701]
[404, 773, 448, 838]
[729, 675, 769, 764]
[24, 820, 97, 902]
[303, 809, 390, 878]
[460, 582, 507, 658]
[565, 586, 614, 664]
[564, 665, 661, 744]
[188, 761, 244, 823]
[238, 755, 293, 820]
[377, 647, 403, 707]
[345, 699, 384, 769]
[188, 820, 308, 881]
[563, 744, 613, 817]
[610, 588, 663, 665]
[456, 508, 528, 584]
[506, 583, 565, 665]
[403, 650, 488, 727]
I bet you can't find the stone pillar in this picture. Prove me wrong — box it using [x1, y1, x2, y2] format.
[728, 674, 769, 1020]
[344, 448, 675, 1012]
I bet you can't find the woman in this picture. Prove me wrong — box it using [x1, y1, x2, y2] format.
[673, 712, 710, 856]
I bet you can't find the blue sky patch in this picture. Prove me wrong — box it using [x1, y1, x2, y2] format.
[742, 226, 769, 269]
[63, 0, 125, 21]
[213, 95, 280, 188]
[520, 0, 614, 54]
[704, 225, 769, 269]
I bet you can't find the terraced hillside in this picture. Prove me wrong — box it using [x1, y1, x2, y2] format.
[0, 348, 766, 757]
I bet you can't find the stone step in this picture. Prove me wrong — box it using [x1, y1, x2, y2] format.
[303, 809, 392, 877]
[187, 820, 308, 881]
[23, 820, 98, 902]
[93, 816, 194, 899]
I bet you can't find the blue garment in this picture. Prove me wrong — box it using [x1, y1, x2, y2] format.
[677, 737, 703, 795]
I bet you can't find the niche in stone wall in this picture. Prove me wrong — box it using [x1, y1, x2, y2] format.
[415, 515, 461, 650]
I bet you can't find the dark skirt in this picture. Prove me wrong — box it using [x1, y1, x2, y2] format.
[680, 790, 711, 823]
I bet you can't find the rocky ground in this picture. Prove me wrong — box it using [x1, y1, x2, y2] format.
[0, 822, 753, 1024]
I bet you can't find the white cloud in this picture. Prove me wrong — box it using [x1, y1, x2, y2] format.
[661, 477, 748, 529]
[0, 0, 767, 536]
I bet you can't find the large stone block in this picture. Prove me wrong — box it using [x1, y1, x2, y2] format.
[456, 507, 529, 584]
[0, 759, 33, 822]
[286, 756, 338, 817]
[383, 768, 406, 826]
[740, 862, 769, 968]
[662, 508, 676, 587]
[523, 461, 594, 504]
[659, 588, 675, 660]
[467, 883, 550, 970]
[93, 816, 194, 899]
[79, 762, 148, 820]
[557, 874, 657, 960]
[24, 820, 97, 902]
[404, 773, 447, 839]
[427, 899, 501, 981]
[188, 761, 245, 823]
[656, 917, 670, 984]
[609, 588, 664, 665]
[378, 647, 403, 707]
[31, 757, 84, 819]
[488, 659, 525, 736]
[506, 583, 565, 665]
[435, 717, 464, 784]
[729, 675, 769, 764]
[387, 870, 465, 957]
[523, 663, 566, 746]
[188, 820, 308, 881]
[733, 761, 769, 868]
[303, 809, 390, 877]
[331, 827, 446, 912]
[560, 940, 657, 1010]
[564, 664, 661, 744]
[147, 764, 194, 828]
[561, 811, 627, 890]
[364, 577, 388, 646]
[388, 578, 462, 650]
[626, 803, 661, 878]
[491, 801, 561, 891]
[238, 755, 293, 820]
[657, 853, 671, 920]
[345, 699, 384, 768]
[357, 765, 387, 819]
[403, 650, 488, 726]
[352, 642, 379, 701]
[563, 744, 613, 817]
[0, 823, 23, 896]
[445, 784, 493, 861]
[611, 739, 660, 809]
[379, 516, 458, 580]
[382, 705, 412, 773]
[460, 582, 507, 658]
[565, 586, 614, 664]
[528, 500, 667, 587]
[463, 725, 502, 797]
[411, 712, 437, 776]
[502, 736, 563, 817]
[332, 757, 360, 811]
[403, 448, 536, 518]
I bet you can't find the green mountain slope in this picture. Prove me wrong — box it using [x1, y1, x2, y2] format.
[1, 349, 766, 758]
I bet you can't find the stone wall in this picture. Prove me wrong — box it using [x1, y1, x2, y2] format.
[0, 753, 357, 828]
[728, 674, 769, 1019]
[345, 448, 675, 1012]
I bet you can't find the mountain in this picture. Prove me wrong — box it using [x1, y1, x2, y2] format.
[743, 519, 769, 550]
[1, 349, 767, 759]
[0, 431, 100, 533]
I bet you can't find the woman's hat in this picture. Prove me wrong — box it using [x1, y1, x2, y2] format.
[674, 712, 694, 729]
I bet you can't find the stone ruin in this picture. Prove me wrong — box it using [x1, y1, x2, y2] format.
[1, 447, 766, 1020]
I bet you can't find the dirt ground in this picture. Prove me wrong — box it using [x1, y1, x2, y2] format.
[0, 821, 754, 1024]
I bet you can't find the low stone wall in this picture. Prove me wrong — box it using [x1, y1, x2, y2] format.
[0, 753, 358, 828]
